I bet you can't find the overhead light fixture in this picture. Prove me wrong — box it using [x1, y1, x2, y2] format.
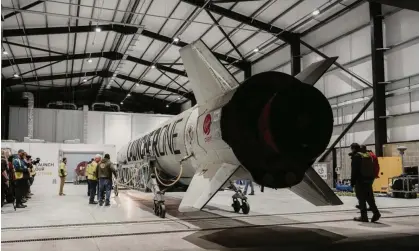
[177, 97, 181, 100]
[173, 37, 180, 43]
[13, 73, 19, 78]
[120, 102, 123, 105]
[151, 65, 156, 69]
[135, 83, 140, 86]
[3, 51, 8, 55]
[312, 9, 320, 16]
[95, 27, 102, 32]
[127, 93, 131, 97]
[113, 73, 117, 77]
[83, 79, 87, 82]
[253, 48, 259, 53]
[166, 104, 169, 108]
[87, 59, 93, 63]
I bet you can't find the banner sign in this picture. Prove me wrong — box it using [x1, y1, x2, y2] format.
[313, 163, 328, 180]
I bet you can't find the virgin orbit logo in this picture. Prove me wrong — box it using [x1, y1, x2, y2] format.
[203, 114, 212, 135]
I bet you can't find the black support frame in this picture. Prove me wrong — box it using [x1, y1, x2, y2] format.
[370, 2, 387, 157]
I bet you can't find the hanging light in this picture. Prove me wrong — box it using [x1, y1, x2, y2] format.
[95, 27, 102, 32]
[253, 48, 259, 53]
[151, 65, 156, 69]
[3, 51, 8, 55]
[83, 79, 87, 82]
[120, 102, 123, 105]
[312, 9, 320, 16]
[127, 93, 131, 97]
[173, 37, 180, 43]
[166, 104, 169, 108]
[135, 83, 140, 86]
[13, 73, 19, 78]
[87, 59, 93, 63]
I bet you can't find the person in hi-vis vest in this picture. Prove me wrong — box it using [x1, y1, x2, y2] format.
[58, 158, 68, 196]
[87, 155, 101, 204]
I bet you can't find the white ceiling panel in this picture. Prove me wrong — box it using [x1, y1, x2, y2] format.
[139, 40, 167, 61]
[255, 0, 299, 24]
[126, 64, 148, 79]
[131, 83, 150, 93]
[51, 60, 68, 74]
[33, 62, 53, 76]
[272, 0, 329, 28]
[201, 26, 225, 48]
[158, 45, 181, 62]
[47, 34, 71, 53]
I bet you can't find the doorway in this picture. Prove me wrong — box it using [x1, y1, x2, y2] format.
[63, 152, 103, 182]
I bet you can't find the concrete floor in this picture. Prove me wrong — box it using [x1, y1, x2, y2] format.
[1, 184, 419, 251]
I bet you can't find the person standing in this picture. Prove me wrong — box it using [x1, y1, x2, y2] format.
[97, 154, 116, 206]
[87, 156, 101, 204]
[58, 158, 68, 196]
[243, 179, 255, 195]
[350, 143, 381, 222]
[13, 150, 29, 208]
[1, 156, 9, 207]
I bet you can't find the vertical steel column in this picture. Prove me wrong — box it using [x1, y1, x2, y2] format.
[370, 2, 387, 157]
[290, 35, 301, 76]
[332, 147, 337, 188]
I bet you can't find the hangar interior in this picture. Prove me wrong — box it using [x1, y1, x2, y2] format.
[1, 0, 419, 250]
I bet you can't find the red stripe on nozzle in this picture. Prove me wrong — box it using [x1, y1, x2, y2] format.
[258, 96, 279, 153]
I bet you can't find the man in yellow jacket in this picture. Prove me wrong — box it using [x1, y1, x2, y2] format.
[87, 155, 101, 204]
[58, 158, 67, 196]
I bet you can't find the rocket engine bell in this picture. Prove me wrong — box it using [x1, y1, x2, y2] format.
[220, 71, 334, 189]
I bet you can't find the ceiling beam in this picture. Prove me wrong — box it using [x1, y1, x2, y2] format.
[4, 70, 193, 98]
[368, 0, 419, 12]
[2, 25, 245, 69]
[2, 0, 45, 20]
[2, 24, 138, 37]
[2, 51, 187, 77]
[5, 84, 181, 114]
[181, 0, 297, 44]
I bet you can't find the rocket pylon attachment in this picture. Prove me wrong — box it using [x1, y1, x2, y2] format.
[179, 40, 239, 105]
[295, 57, 338, 86]
[178, 163, 240, 212]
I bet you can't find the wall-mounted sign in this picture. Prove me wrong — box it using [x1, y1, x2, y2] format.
[313, 163, 328, 180]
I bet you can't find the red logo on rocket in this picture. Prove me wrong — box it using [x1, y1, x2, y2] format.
[203, 114, 212, 135]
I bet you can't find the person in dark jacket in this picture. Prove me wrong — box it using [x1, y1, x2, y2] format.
[350, 143, 381, 222]
[1, 156, 9, 207]
[13, 149, 29, 208]
[97, 154, 117, 206]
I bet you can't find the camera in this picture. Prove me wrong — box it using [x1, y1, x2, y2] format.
[32, 157, 41, 165]
[26, 155, 41, 165]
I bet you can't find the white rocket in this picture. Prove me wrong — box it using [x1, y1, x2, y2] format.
[117, 40, 343, 213]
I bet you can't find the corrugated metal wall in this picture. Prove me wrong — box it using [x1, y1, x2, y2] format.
[8, 107, 172, 151]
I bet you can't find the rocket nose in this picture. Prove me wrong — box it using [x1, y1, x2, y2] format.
[258, 82, 333, 161]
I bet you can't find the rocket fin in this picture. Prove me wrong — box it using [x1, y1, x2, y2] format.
[179, 40, 239, 105]
[178, 163, 240, 212]
[295, 57, 338, 86]
[289, 167, 343, 206]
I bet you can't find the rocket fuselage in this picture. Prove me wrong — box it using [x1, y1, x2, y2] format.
[117, 71, 334, 188]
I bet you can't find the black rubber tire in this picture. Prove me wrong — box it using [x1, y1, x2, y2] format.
[241, 201, 250, 214]
[232, 200, 241, 213]
[153, 202, 159, 216]
[159, 204, 166, 218]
